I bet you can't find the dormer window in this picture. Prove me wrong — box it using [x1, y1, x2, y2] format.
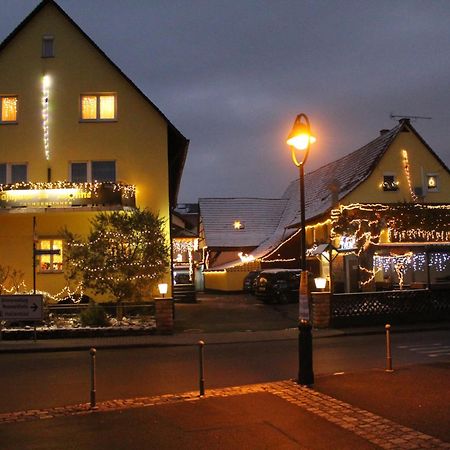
[233, 220, 244, 230]
[42, 35, 54, 58]
[382, 174, 399, 191]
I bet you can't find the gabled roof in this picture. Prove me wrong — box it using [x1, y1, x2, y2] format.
[0, 0, 189, 206]
[199, 197, 287, 248]
[253, 119, 450, 259]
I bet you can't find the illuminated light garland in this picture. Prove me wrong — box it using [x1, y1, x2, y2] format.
[0, 281, 85, 303]
[238, 252, 255, 263]
[401, 149, 418, 202]
[42, 75, 51, 160]
[0, 181, 136, 199]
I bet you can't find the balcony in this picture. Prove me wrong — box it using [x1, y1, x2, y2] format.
[0, 182, 136, 210]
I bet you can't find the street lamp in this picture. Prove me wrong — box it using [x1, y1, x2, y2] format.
[287, 113, 316, 386]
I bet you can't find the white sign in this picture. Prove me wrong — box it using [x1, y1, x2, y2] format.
[0, 295, 44, 321]
[339, 235, 357, 250]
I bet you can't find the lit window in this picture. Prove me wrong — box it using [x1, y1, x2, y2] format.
[81, 94, 116, 121]
[382, 174, 398, 191]
[38, 239, 63, 272]
[70, 161, 116, 182]
[1, 96, 18, 123]
[42, 35, 54, 58]
[427, 174, 439, 192]
[233, 220, 245, 230]
[0, 163, 27, 184]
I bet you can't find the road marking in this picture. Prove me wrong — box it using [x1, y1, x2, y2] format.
[397, 343, 450, 358]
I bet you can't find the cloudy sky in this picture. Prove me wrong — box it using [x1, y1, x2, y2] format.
[1, 0, 449, 203]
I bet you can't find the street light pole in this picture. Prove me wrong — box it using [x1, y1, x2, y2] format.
[287, 113, 315, 386]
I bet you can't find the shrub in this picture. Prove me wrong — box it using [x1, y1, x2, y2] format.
[80, 303, 109, 327]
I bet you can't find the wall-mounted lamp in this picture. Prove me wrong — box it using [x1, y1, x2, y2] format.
[314, 277, 327, 290]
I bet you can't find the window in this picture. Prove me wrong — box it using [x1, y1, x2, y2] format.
[382, 174, 398, 191]
[37, 239, 63, 273]
[0, 164, 6, 184]
[81, 94, 116, 121]
[71, 162, 88, 182]
[42, 35, 54, 58]
[70, 161, 116, 182]
[426, 174, 439, 192]
[1, 96, 18, 123]
[92, 161, 116, 182]
[0, 163, 27, 184]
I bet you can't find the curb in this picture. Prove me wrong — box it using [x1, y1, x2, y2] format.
[0, 323, 448, 354]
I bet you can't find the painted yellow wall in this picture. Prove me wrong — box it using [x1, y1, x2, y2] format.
[0, 3, 172, 299]
[204, 271, 248, 291]
[343, 130, 450, 205]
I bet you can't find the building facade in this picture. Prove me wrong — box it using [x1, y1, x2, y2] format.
[202, 120, 450, 292]
[0, 1, 188, 300]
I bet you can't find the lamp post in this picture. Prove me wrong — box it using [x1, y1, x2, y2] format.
[287, 113, 316, 386]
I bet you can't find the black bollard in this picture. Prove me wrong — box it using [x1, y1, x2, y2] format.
[198, 340, 205, 396]
[90, 348, 98, 409]
[298, 320, 314, 386]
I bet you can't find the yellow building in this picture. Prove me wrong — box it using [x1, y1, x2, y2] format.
[202, 120, 450, 292]
[0, 0, 188, 300]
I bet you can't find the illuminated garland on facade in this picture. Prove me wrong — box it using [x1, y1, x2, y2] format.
[332, 203, 450, 285]
[401, 149, 418, 202]
[42, 75, 51, 160]
[0, 181, 136, 198]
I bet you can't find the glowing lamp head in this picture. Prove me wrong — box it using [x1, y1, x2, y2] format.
[286, 114, 316, 151]
[314, 277, 327, 290]
[158, 283, 168, 297]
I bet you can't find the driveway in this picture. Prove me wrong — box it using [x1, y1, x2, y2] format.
[174, 293, 299, 333]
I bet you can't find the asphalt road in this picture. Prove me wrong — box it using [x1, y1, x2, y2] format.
[0, 329, 448, 414]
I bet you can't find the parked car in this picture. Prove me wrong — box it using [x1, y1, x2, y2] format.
[243, 271, 260, 293]
[254, 269, 301, 304]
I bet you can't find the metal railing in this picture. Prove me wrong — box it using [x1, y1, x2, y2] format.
[331, 288, 450, 327]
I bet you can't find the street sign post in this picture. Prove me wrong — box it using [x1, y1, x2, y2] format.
[0, 295, 44, 321]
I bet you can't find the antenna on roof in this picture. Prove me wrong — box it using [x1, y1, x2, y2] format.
[390, 114, 432, 121]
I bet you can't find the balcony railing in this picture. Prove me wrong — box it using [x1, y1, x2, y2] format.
[0, 182, 136, 210]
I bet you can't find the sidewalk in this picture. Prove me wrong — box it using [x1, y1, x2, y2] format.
[1, 321, 448, 354]
[1, 365, 449, 449]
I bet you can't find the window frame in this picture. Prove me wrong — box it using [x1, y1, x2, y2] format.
[37, 238, 63, 274]
[0, 162, 28, 184]
[80, 93, 117, 122]
[69, 160, 116, 183]
[426, 173, 439, 193]
[0, 95, 18, 124]
[382, 173, 399, 192]
[42, 35, 54, 58]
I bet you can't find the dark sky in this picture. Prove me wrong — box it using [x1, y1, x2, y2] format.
[1, 0, 449, 203]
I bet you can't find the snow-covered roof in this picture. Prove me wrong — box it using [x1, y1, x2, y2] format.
[199, 197, 287, 248]
[252, 121, 404, 259]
